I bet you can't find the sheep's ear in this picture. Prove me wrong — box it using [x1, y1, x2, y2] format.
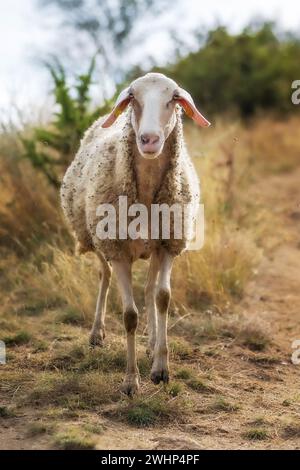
[174, 88, 211, 127]
[101, 87, 132, 128]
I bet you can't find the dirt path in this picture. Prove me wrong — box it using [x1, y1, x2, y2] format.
[1, 166, 300, 450]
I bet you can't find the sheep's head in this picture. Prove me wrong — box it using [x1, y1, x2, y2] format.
[102, 73, 210, 159]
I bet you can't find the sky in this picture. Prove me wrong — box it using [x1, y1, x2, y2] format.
[0, 0, 300, 121]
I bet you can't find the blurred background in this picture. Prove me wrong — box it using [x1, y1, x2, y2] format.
[1, 0, 300, 450]
[1, 0, 300, 124]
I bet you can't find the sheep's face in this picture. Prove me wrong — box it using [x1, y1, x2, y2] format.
[102, 73, 210, 159]
[129, 74, 179, 159]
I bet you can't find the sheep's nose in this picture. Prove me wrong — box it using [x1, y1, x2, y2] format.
[140, 133, 160, 146]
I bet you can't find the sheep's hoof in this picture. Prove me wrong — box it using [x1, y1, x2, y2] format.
[150, 368, 169, 385]
[121, 374, 140, 397]
[89, 330, 105, 348]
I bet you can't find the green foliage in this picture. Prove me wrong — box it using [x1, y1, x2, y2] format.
[21, 57, 110, 187]
[3, 330, 32, 346]
[120, 394, 189, 427]
[243, 428, 270, 440]
[0, 406, 16, 418]
[167, 382, 184, 397]
[53, 429, 96, 450]
[211, 396, 240, 412]
[150, 22, 300, 118]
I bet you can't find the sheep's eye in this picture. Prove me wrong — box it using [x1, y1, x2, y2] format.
[167, 97, 177, 108]
[129, 92, 134, 99]
[173, 93, 180, 100]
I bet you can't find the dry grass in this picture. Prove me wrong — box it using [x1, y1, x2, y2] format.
[1, 116, 298, 317]
[25, 371, 121, 410]
[46, 339, 127, 373]
[170, 310, 271, 353]
[0, 118, 267, 320]
[0, 132, 67, 256]
[245, 116, 300, 175]
[26, 422, 55, 437]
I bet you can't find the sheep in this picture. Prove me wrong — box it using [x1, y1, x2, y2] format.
[61, 72, 210, 396]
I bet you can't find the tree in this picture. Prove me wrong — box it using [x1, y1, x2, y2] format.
[38, 0, 173, 86]
[22, 57, 110, 187]
[154, 22, 300, 117]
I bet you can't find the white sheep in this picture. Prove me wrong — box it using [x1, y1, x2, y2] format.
[61, 73, 210, 395]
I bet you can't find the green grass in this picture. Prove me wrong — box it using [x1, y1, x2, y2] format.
[167, 382, 184, 397]
[243, 428, 270, 440]
[3, 330, 32, 346]
[174, 367, 214, 394]
[83, 423, 105, 435]
[26, 422, 54, 437]
[282, 399, 291, 407]
[56, 307, 85, 325]
[187, 378, 214, 394]
[126, 401, 158, 427]
[169, 339, 194, 360]
[174, 367, 193, 380]
[211, 396, 239, 412]
[0, 405, 15, 418]
[118, 393, 191, 427]
[53, 429, 96, 450]
[137, 355, 151, 377]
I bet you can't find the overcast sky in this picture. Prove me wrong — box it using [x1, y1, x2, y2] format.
[1, 0, 300, 119]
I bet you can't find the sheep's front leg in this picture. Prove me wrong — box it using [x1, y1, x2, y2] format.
[145, 252, 160, 355]
[112, 259, 139, 396]
[89, 258, 112, 347]
[151, 250, 174, 385]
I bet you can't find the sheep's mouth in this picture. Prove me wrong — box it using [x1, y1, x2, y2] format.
[138, 144, 164, 159]
[140, 150, 161, 160]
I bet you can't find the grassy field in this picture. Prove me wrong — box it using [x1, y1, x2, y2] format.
[0, 116, 300, 449]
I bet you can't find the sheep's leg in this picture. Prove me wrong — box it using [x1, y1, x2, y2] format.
[112, 259, 140, 396]
[145, 252, 160, 355]
[151, 250, 174, 385]
[89, 256, 112, 347]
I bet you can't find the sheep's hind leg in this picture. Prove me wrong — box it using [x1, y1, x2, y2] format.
[112, 259, 140, 396]
[151, 250, 174, 385]
[89, 255, 112, 347]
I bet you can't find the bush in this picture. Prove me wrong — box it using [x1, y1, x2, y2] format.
[21, 57, 110, 187]
[136, 22, 300, 118]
